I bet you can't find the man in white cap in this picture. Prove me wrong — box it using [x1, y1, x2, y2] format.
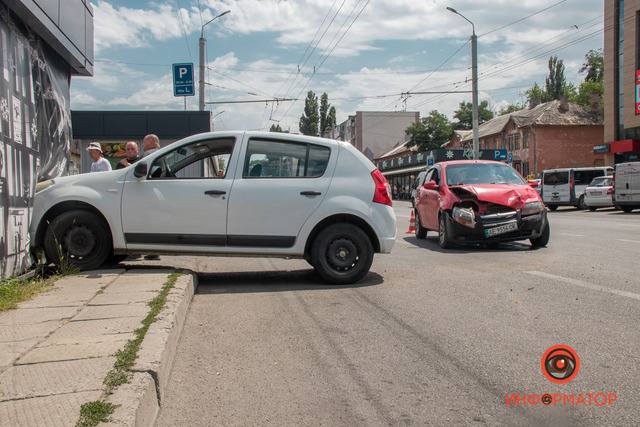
[87, 142, 112, 172]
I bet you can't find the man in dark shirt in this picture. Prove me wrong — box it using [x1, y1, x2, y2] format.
[115, 141, 140, 169]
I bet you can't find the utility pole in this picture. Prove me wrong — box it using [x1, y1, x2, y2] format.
[199, 10, 230, 111]
[447, 7, 479, 160]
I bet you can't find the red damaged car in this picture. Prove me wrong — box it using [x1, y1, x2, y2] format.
[413, 160, 549, 248]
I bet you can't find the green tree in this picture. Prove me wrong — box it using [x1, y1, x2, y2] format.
[269, 124, 283, 132]
[453, 100, 494, 130]
[525, 82, 552, 106]
[299, 91, 319, 136]
[319, 93, 336, 137]
[545, 55, 571, 100]
[579, 49, 604, 83]
[405, 110, 453, 152]
[570, 80, 604, 108]
[498, 102, 525, 116]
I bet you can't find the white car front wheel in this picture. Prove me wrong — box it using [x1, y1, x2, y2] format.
[43, 210, 112, 271]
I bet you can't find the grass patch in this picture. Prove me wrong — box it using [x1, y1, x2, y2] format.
[0, 241, 79, 313]
[78, 270, 183, 426]
[103, 269, 181, 392]
[0, 276, 52, 312]
[76, 401, 117, 427]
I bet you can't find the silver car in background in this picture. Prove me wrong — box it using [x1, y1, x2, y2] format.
[584, 176, 614, 211]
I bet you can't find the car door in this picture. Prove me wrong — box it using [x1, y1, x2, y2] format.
[120, 136, 236, 250]
[414, 168, 432, 227]
[225, 137, 332, 248]
[422, 165, 442, 230]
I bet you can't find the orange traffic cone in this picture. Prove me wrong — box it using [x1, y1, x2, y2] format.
[406, 210, 416, 234]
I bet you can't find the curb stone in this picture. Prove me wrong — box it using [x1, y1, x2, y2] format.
[102, 270, 197, 426]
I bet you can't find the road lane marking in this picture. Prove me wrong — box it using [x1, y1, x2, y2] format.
[526, 271, 640, 301]
[558, 233, 585, 237]
[616, 239, 640, 243]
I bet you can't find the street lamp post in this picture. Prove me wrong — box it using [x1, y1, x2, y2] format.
[447, 7, 479, 160]
[199, 10, 230, 111]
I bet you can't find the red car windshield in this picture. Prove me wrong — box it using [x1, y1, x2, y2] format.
[445, 163, 526, 186]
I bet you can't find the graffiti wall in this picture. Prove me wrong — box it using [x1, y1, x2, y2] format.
[0, 7, 71, 278]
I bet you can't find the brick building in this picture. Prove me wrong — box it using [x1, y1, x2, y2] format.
[451, 98, 604, 177]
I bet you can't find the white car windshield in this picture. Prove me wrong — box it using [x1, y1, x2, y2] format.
[445, 164, 526, 186]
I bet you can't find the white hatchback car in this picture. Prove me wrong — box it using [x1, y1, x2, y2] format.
[584, 176, 614, 211]
[31, 132, 396, 284]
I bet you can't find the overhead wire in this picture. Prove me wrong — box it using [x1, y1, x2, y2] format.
[271, 0, 371, 127]
[364, 8, 608, 131]
[174, 0, 193, 62]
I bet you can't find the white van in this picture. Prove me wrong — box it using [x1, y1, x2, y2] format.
[613, 162, 640, 213]
[541, 166, 613, 210]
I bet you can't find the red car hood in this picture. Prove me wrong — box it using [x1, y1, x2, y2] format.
[453, 184, 540, 209]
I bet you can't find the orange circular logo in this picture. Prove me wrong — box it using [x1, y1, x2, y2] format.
[541, 345, 580, 383]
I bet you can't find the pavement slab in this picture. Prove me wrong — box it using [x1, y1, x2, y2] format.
[0, 390, 102, 427]
[104, 270, 173, 294]
[0, 357, 115, 400]
[46, 317, 143, 341]
[0, 320, 63, 343]
[72, 303, 150, 321]
[0, 267, 195, 426]
[91, 291, 158, 305]
[0, 307, 81, 326]
[16, 339, 131, 364]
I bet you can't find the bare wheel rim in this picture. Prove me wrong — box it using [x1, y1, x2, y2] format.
[325, 237, 359, 271]
[62, 224, 96, 259]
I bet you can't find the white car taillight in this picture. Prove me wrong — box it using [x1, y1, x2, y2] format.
[371, 169, 392, 206]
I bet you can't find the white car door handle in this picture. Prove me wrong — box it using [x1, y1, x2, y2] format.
[300, 191, 321, 196]
[205, 190, 226, 195]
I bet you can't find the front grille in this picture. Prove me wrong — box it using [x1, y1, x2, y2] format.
[480, 205, 517, 221]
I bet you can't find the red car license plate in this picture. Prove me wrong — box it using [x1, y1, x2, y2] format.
[485, 222, 518, 238]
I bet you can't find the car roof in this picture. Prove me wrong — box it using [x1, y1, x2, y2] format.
[436, 160, 509, 167]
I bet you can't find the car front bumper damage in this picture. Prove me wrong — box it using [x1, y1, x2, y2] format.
[444, 208, 547, 245]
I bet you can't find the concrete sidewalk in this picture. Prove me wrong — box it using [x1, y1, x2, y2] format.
[0, 268, 196, 426]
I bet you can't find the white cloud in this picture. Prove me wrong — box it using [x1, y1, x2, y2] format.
[77, 0, 604, 133]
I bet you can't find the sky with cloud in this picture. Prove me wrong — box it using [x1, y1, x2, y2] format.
[71, 0, 604, 134]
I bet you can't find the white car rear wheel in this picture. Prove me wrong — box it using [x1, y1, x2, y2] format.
[311, 223, 373, 284]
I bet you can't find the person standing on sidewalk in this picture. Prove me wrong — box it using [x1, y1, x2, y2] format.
[142, 134, 160, 158]
[87, 142, 111, 172]
[115, 141, 140, 169]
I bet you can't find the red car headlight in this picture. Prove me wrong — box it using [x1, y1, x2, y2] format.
[522, 201, 544, 216]
[452, 206, 476, 228]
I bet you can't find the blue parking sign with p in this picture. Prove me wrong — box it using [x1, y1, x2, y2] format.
[173, 63, 194, 97]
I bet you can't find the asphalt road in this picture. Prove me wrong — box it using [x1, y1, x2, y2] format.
[154, 202, 640, 426]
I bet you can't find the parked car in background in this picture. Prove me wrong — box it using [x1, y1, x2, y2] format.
[532, 178, 542, 196]
[411, 171, 427, 207]
[583, 176, 614, 211]
[30, 132, 397, 284]
[613, 161, 640, 213]
[541, 166, 612, 210]
[413, 160, 549, 248]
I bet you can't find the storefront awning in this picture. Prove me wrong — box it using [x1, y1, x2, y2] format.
[381, 165, 427, 176]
